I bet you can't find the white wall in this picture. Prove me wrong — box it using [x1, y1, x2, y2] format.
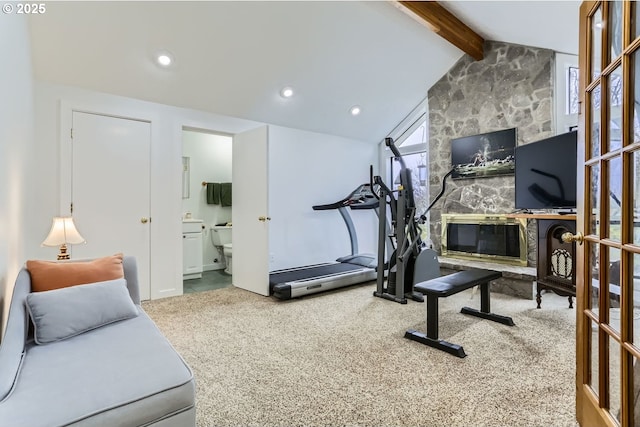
[0, 15, 35, 333]
[268, 126, 378, 270]
[32, 83, 376, 296]
[33, 83, 261, 298]
[182, 130, 233, 270]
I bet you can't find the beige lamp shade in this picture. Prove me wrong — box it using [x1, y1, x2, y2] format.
[42, 217, 86, 259]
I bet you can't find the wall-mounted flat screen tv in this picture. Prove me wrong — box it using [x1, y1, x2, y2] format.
[450, 128, 516, 179]
[514, 130, 577, 210]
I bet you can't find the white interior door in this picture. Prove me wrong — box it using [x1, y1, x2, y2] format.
[232, 125, 269, 296]
[71, 111, 151, 300]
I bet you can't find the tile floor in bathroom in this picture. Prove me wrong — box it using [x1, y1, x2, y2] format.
[183, 269, 233, 294]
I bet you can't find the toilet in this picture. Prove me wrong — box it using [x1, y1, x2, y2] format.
[211, 225, 232, 274]
[223, 243, 233, 275]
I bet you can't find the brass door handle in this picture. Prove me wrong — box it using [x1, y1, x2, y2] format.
[141, 217, 149, 224]
[561, 231, 584, 245]
[258, 216, 271, 222]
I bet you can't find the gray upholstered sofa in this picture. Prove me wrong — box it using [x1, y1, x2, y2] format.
[0, 256, 195, 427]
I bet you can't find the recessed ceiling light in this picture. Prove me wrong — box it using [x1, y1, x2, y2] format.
[280, 87, 294, 98]
[156, 53, 173, 67]
[350, 105, 362, 116]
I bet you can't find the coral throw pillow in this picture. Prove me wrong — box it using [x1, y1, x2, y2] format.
[26, 253, 125, 292]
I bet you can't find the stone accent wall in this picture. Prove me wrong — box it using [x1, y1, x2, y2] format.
[428, 41, 555, 265]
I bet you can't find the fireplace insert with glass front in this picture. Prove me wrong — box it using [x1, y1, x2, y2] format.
[441, 214, 528, 266]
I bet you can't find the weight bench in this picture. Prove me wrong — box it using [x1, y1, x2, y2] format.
[405, 268, 515, 358]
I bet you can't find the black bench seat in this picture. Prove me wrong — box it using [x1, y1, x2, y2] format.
[405, 268, 515, 358]
[414, 269, 502, 296]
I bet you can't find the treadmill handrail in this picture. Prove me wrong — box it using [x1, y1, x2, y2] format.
[312, 197, 378, 211]
[312, 201, 347, 210]
[312, 183, 378, 211]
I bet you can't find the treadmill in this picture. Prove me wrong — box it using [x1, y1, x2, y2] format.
[269, 183, 379, 299]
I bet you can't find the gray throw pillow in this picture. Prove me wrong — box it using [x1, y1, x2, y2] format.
[26, 279, 138, 345]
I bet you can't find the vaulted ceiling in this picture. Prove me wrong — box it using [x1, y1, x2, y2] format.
[28, 1, 580, 143]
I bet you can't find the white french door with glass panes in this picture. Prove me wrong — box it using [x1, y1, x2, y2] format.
[576, 1, 640, 425]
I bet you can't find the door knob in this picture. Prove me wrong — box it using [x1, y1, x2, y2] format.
[561, 231, 584, 245]
[141, 217, 149, 224]
[258, 216, 271, 222]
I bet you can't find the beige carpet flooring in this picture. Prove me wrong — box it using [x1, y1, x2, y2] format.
[142, 282, 577, 427]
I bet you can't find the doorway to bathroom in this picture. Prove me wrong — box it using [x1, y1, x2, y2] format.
[181, 128, 234, 293]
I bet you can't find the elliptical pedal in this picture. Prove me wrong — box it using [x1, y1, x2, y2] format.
[405, 291, 424, 303]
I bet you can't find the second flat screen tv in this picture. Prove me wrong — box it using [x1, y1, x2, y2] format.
[515, 130, 577, 210]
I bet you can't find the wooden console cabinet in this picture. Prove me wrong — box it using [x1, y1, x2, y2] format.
[535, 218, 576, 309]
[507, 213, 577, 308]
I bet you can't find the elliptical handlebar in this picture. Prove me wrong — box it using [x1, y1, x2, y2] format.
[385, 137, 406, 170]
[369, 165, 379, 200]
[419, 166, 456, 223]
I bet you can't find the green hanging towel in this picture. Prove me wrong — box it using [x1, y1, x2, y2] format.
[206, 183, 221, 205]
[220, 182, 232, 207]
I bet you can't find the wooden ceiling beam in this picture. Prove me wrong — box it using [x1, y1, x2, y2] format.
[397, 1, 485, 61]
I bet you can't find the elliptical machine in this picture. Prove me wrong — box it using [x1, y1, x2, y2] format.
[371, 137, 455, 304]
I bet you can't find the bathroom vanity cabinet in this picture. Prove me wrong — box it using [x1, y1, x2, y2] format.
[183, 220, 203, 279]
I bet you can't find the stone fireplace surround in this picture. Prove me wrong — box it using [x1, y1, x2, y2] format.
[438, 256, 536, 300]
[426, 40, 554, 300]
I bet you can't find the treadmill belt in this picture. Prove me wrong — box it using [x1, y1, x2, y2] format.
[269, 263, 363, 286]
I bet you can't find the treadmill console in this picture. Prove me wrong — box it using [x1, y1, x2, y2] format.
[345, 184, 378, 209]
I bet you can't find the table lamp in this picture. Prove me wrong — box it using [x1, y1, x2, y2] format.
[42, 216, 86, 260]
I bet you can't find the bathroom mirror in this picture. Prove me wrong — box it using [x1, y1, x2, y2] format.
[182, 157, 190, 199]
